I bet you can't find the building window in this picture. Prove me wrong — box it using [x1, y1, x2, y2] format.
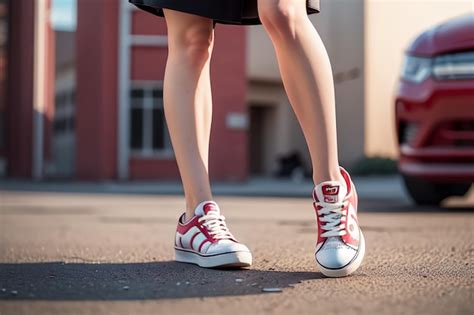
[54, 90, 75, 134]
[130, 85, 173, 157]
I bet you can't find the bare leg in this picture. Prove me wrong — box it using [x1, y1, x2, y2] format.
[163, 9, 214, 219]
[258, 0, 345, 185]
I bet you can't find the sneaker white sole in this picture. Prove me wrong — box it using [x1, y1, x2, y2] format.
[175, 248, 252, 268]
[316, 230, 366, 278]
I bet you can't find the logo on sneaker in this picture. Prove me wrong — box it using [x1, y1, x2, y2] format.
[322, 185, 339, 195]
[203, 202, 218, 214]
[345, 204, 360, 244]
[322, 184, 339, 203]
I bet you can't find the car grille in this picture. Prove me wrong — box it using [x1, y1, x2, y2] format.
[401, 123, 419, 145]
[429, 120, 474, 147]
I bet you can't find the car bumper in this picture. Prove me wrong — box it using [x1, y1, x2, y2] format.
[396, 78, 474, 182]
[399, 161, 474, 182]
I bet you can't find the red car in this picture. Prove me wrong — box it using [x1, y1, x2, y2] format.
[395, 14, 474, 205]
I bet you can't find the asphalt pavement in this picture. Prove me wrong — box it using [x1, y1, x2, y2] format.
[0, 179, 473, 315]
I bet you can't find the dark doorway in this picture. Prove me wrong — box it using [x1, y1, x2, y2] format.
[248, 104, 276, 176]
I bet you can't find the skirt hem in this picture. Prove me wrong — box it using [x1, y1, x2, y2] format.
[129, 0, 320, 26]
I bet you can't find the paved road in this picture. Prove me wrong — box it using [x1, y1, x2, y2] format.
[0, 190, 473, 315]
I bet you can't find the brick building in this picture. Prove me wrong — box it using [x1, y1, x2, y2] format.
[2, 1, 248, 181]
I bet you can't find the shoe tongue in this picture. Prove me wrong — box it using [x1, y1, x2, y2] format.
[313, 181, 347, 204]
[194, 201, 220, 216]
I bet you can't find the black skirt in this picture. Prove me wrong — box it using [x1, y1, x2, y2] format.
[129, 0, 320, 26]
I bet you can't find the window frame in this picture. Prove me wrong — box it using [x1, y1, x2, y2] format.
[129, 81, 173, 159]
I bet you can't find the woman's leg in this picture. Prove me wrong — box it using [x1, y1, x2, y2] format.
[258, 0, 365, 278]
[257, 0, 344, 186]
[163, 9, 214, 219]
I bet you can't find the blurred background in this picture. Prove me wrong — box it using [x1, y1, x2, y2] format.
[0, 0, 473, 206]
[0, 1, 473, 313]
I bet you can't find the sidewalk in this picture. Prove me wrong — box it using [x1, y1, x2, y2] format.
[1, 188, 472, 315]
[0, 175, 408, 201]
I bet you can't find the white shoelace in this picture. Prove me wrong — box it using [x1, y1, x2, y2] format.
[315, 201, 348, 237]
[198, 211, 234, 240]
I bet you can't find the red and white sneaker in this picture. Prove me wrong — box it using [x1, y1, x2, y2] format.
[312, 167, 366, 277]
[174, 200, 252, 268]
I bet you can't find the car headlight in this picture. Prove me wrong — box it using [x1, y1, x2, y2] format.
[401, 55, 432, 83]
[433, 51, 474, 80]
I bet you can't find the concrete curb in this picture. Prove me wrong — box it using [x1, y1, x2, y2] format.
[0, 175, 408, 201]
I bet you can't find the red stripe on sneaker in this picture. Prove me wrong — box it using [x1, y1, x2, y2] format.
[198, 239, 209, 252]
[189, 232, 200, 250]
[340, 167, 352, 195]
[198, 224, 217, 243]
[176, 216, 200, 234]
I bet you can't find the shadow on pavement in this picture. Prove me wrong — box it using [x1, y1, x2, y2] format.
[0, 261, 322, 300]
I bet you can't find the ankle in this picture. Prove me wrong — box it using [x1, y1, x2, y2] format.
[313, 168, 345, 186]
[183, 211, 194, 223]
[185, 198, 214, 221]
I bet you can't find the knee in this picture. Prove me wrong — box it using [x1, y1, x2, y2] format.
[170, 25, 214, 67]
[258, 0, 305, 38]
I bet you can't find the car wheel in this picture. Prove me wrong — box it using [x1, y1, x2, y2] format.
[402, 175, 471, 206]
